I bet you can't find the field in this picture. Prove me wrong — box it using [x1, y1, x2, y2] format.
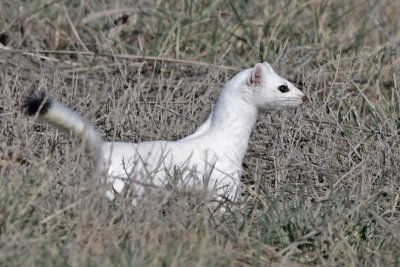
[0, 0, 399, 266]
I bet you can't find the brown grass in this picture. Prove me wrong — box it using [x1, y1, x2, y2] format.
[0, 0, 399, 266]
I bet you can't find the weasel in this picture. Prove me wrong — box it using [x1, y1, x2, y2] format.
[23, 62, 307, 203]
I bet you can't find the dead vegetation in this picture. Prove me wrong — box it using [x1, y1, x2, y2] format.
[0, 0, 399, 266]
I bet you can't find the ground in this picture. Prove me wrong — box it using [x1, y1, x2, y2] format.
[0, 0, 399, 266]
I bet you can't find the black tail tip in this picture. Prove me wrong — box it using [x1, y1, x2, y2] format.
[22, 92, 52, 116]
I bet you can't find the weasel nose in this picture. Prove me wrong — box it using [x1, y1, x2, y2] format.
[302, 95, 308, 103]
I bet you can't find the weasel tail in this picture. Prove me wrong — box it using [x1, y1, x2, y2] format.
[22, 93, 103, 153]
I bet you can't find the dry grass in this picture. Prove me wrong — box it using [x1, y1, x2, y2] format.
[0, 0, 399, 266]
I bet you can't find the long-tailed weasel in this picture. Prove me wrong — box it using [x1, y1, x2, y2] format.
[23, 62, 307, 203]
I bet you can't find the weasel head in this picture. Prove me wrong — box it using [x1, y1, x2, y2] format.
[244, 62, 307, 111]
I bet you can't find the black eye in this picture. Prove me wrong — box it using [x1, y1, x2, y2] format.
[278, 85, 289, 93]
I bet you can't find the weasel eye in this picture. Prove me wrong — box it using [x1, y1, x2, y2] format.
[278, 85, 289, 93]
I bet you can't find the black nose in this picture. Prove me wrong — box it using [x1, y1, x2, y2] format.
[302, 96, 308, 102]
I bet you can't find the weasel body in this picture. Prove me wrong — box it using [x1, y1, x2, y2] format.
[24, 62, 307, 202]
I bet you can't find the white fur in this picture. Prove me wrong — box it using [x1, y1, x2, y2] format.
[40, 101, 102, 150]
[30, 62, 306, 202]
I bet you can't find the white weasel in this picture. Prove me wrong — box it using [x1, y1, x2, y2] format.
[23, 62, 307, 202]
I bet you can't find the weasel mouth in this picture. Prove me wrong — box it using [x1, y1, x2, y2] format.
[282, 98, 304, 106]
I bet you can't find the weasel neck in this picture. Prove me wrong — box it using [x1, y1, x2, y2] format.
[206, 91, 258, 163]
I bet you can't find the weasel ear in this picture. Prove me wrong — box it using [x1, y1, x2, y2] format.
[248, 63, 265, 85]
[263, 62, 274, 72]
